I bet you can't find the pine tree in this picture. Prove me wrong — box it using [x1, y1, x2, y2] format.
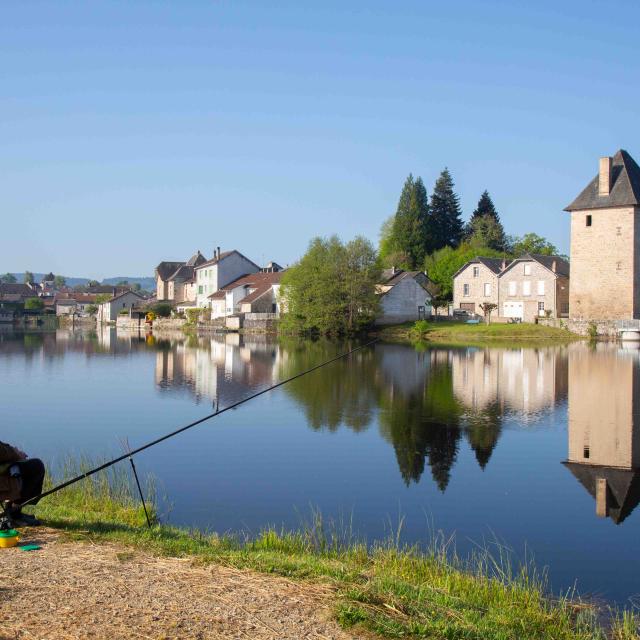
[464, 190, 507, 251]
[470, 190, 498, 225]
[430, 168, 463, 250]
[383, 174, 431, 269]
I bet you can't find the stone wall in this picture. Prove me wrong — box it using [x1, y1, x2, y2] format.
[537, 317, 619, 337]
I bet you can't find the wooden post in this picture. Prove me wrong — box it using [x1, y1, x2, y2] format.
[596, 477, 608, 518]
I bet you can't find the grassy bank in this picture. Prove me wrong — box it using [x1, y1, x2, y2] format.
[28, 462, 638, 640]
[376, 320, 579, 345]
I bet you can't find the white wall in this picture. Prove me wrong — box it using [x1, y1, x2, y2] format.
[377, 278, 432, 325]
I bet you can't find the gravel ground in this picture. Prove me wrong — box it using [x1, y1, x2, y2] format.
[0, 529, 360, 640]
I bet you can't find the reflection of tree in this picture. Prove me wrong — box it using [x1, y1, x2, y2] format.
[463, 401, 503, 469]
[280, 339, 378, 432]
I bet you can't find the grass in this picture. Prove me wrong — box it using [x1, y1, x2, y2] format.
[31, 460, 639, 640]
[376, 320, 578, 345]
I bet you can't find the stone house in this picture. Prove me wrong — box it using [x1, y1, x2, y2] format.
[0, 283, 34, 303]
[376, 269, 435, 324]
[96, 290, 145, 323]
[155, 251, 206, 303]
[498, 254, 570, 322]
[565, 149, 640, 320]
[452, 257, 504, 316]
[209, 271, 283, 318]
[55, 294, 99, 317]
[194, 249, 261, 309]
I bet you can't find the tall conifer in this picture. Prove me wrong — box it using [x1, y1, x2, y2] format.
[430, 168, 464, 249]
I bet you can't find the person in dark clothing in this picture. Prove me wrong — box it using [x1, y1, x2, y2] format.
[0, 441, 45, 527]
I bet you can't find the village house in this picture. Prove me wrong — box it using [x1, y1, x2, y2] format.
[0, 283, 35, 303]
[194, 249, 262, 309]
[55, 293, 99, 317]
[208, 271, 283, 319]
[155, 250, 207, 303]
[96, 290, 145, 323]
[453, 254, 570, 322]
[452, 257, 504, 316]
[376, 268, 436, 324]
[565, 149, 640, 321]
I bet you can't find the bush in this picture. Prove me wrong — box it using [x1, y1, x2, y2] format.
[412, 320, 431, 336]
[186, 308, 203, 324]
[24, 297, 44, 311]
[152, 303, 173, 318]
[587, 322, 598, 339]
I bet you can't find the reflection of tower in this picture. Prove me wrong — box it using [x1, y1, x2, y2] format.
[563, 345, 640, 524]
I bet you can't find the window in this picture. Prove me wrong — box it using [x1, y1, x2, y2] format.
[538, 301, 545, 314]
[586, 215, 592, 227]
[523, 264, 532, 275]
[509, 281, 517, 296]
[463, 284, 470, 297]
[537, 280, 545, 295]
[523, 281, 531, 296]
[583, 446, 590, 460]
[198, 285, 203, 294]
[483, 283, 491, 296]
[472, 266, 479, 278]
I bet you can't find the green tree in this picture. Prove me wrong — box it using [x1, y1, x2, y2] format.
[1, 273, 17, 284]
[425, 242, 505, 300]
[54, 275, 66, 288]
[465, 191, 507, 251]
[85, 304, 98, 316]
[430, 168, 464, 249]
[88, 280, 99, 287]
[280, 235, 380, 335]
[509, 233, 559, 256]
[132, 283, 141, 292]
[24, 297, 44, 311]
[95, 294, 111, 304]
[23, 271, 34, 285]
[380, 175, 431, 269]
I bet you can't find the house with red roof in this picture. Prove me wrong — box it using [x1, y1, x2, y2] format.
[209, 271, 283, 319]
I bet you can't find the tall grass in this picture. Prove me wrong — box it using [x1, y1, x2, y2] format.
[33, 459, 640, 640]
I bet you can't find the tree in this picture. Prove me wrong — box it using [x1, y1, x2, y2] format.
[430, 168, 464, 249]
[95, 294, 111, 304]
[132, 283, 141, 291]
[24, 297, 44, 311]
[425, 242, 505, 300]
[431, 298, 449, 320]
[24, 271, 34, 285]
[464, 191, 507, 251]
[85, 304, 98, 316]
[280, 235, 380, 335]
[88, 280, 99, 287]
[509, 233, 558, 256]
[1, 273, 17, 284]
[479, 302, 497, 324]
[469, 190, 498, 226]
[380, 175, 432, 269]
[54, 275, 66, 288]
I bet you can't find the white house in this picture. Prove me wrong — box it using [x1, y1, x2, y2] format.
[96, 290, 145, 323]
[209, 271, 283, 319]
[376, 269, 435, 325]
[194, 249, 261, 309]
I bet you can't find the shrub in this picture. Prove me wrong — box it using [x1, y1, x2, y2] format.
[24, 297, 44, 311]
[186, 308, 203, 324]
[587, 322, 598, 339]
[412, 320, 431, 336]
[152, 303, 173, 318]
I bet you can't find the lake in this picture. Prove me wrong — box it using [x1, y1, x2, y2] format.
[1, 326, 639, 605]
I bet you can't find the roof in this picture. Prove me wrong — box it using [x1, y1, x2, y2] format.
[0, 283, 33, 297]
[103, 290, 145, 304]
[186, 251, 206, 267]
[168, 265, 196, 281]
[501, 254, 570, 278]
[155, 261, 185, 281]
[563, 462, 640, 525]
[208, 271, 282, 301]
[195, 250, 261, 272]
[452, 257, 505, 280]
[378, 271, 435, 297]
[565, 149, 640, 211]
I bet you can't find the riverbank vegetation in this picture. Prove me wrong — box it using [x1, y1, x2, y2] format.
[32, 462, 639, 640]
[377, 320, 577, 343]
[280, 235, 380, 335]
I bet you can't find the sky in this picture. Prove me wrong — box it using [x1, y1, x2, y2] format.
[2, 1, 639, 279]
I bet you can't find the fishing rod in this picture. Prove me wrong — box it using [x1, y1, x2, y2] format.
[18, 338, 380, 510]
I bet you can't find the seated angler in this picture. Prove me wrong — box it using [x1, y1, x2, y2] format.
[0, 441, 45, 526]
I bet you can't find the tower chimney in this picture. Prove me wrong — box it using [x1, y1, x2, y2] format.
[599, 156, 612, 196]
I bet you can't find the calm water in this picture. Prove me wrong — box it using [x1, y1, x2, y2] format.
[1, 327, 639, 604]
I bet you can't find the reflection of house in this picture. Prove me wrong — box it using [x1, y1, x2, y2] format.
[209, 272, 283, 318]
[563, 346, 640, 524]
[376, 269, 436, 324]
[565, 150, 640, 321]
[451, 347, 568, 418]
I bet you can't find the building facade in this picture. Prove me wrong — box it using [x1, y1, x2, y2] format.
[565, 150, 640, 320]
[452, 258, 503, 315]
[96, 290, 144, 323]
[376, 270, 434, 324]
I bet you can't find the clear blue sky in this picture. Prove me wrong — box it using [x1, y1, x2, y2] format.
[2, 1, 639, 279]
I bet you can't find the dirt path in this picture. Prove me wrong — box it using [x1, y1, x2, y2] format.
[0, 529, 360, 640]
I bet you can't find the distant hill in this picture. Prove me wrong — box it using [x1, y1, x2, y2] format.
[8, 273, 155, 290]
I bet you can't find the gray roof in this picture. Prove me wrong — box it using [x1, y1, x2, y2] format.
[565, 149, 640, 211]
[186, 251, 206, 267]
[451, 256, 505, 280]
[168, 265, 196, 282]
[501, 254, 570, 278]
[195, 250, 261, 271]
[156, 261, 185, 281]
[379, 270, 436, 297]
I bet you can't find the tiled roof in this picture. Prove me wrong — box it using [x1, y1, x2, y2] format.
[565, 149, 640, 211]
[238, 287, 272, 304]
[500, 254, 570, 278]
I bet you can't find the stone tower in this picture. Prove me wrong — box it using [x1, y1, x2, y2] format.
[565, 150, 640, 320]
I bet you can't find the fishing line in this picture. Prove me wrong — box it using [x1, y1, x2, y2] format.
[18, 338, 379, 509]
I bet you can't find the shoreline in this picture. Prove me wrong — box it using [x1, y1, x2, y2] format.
[27, 468, 638, 640]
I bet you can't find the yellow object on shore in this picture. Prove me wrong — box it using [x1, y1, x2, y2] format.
[0, 529, 20, 548]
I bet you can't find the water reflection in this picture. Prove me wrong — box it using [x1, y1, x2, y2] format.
[563, 344, 640, 524]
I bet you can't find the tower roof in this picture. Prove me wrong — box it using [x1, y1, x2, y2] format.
[565, 149, 640, 211]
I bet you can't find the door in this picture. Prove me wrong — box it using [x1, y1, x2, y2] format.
[503, 301, 523, 319]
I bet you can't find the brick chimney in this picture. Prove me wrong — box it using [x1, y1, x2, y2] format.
[599, 156, 612, 196]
